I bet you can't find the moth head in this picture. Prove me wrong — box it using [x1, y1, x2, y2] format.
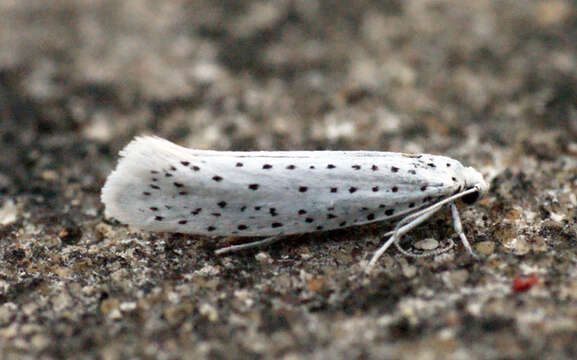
[461, 166, 489, 205]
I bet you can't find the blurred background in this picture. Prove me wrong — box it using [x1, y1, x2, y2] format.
[1, 0, 576, 358]
[2, 1, 576, 180]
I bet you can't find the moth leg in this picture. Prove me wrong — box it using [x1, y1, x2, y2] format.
[450, 202, 479, 259]
[215, 236, 282, 255]
[366, 206, 441, 271]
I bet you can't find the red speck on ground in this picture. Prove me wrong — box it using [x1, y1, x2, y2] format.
[512, 276, 539, 292]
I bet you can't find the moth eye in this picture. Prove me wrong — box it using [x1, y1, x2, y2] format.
[461, 189, 480, 204]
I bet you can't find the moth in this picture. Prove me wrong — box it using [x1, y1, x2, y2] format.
[101, 136, 489, 271]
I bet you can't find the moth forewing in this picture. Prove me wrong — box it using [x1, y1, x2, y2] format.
[101, 136, 488, 265]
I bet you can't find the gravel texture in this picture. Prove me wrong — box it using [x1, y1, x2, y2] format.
[1, 1, 576, 359]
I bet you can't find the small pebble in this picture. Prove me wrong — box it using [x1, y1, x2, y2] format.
[475, 241, 495, 256]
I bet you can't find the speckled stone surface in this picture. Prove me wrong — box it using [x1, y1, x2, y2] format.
[1, 1, 576, 359]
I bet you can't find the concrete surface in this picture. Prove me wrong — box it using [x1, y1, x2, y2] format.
[1, 1, 576, 359]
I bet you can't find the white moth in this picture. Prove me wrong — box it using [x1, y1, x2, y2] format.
[101, 136, 489, 271]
